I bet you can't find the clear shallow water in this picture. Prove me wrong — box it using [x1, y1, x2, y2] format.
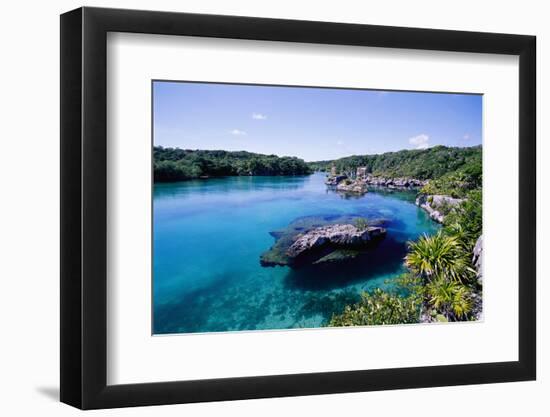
[153, 173, 439, 334]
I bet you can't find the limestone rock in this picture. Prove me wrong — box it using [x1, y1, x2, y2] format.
[325, 174, 348, 186]
[335, 180, 368, 194]
[415, 194, 464, 223]
[260, 215, 387, 268]
[472, 234, 483, 285]
[364, 175, 427, 188]
[287, 224, 386, 259]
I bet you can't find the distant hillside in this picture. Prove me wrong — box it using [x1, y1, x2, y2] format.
[308, 145, 482, 181]
[154, 147, 312, 182]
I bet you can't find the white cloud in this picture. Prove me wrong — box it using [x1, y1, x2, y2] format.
[463, 134, 470, 140]
[230, 129, 247, 136]
[252, 113, 267, 120]
[336, 140, 344, 146]
[409, 134, 430, 149]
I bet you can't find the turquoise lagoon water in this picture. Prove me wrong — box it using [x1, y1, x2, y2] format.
[153, 173, 439, 334]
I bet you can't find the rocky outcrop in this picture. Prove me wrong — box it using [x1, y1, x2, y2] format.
[325, 174, 368, 194]
[472, 235, 483, 285]
[415, 194, 464, 223]
[325, 174, 348, 186]
[335, 180, 368, 194]
[287, 224, 386, 259]
[260, 215, 387, 268]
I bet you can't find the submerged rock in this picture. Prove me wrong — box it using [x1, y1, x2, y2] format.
[312, 249, 363, 265]
[260, 215, 387, 268]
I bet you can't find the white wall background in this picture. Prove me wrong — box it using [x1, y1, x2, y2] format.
[0, 0, 546, 415]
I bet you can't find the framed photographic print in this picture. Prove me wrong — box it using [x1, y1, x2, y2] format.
[60, 6, 536, 409]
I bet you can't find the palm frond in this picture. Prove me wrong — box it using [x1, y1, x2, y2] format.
[405, 231, 473, 283]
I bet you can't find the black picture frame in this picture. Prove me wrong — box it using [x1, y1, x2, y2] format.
[60, 6, 536, 410]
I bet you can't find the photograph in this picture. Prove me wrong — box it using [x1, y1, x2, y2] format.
[152, 81, 483, 335]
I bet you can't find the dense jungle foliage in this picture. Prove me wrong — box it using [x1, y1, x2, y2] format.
[309, 145, 482, 183]
[154, 147, 312, 182]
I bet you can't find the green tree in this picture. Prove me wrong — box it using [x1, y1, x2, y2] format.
[153, 147, 312, 182]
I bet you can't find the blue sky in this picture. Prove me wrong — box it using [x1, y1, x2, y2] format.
[153, 81, 482, 162]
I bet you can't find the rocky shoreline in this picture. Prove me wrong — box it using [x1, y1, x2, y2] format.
[362, 175, 428, 188]
[325, 170, 466, 225]
[325, 172, 428, 196]
[324, 170, 465, 225]
[335, 180, 368, 194]
[326, 173, 427, 187]
[415, 194, 464, 223]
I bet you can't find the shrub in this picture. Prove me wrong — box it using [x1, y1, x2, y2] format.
[426, 276, 473, 320]
[328, 288, 421, 326]
[405, 231, 474, 283]
[444, 189, 482, 250]
[354, 218, 369, 231]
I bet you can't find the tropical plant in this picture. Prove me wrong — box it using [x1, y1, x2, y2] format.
[328, 288, 422, 327]
[393, 274, 424, 297]
[425, 276, 473, 320]
[443, 222, 473, 250]
[354, 217, 369, 231]
[444, 189, 482, 248]
[405, 231, 474, 283]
